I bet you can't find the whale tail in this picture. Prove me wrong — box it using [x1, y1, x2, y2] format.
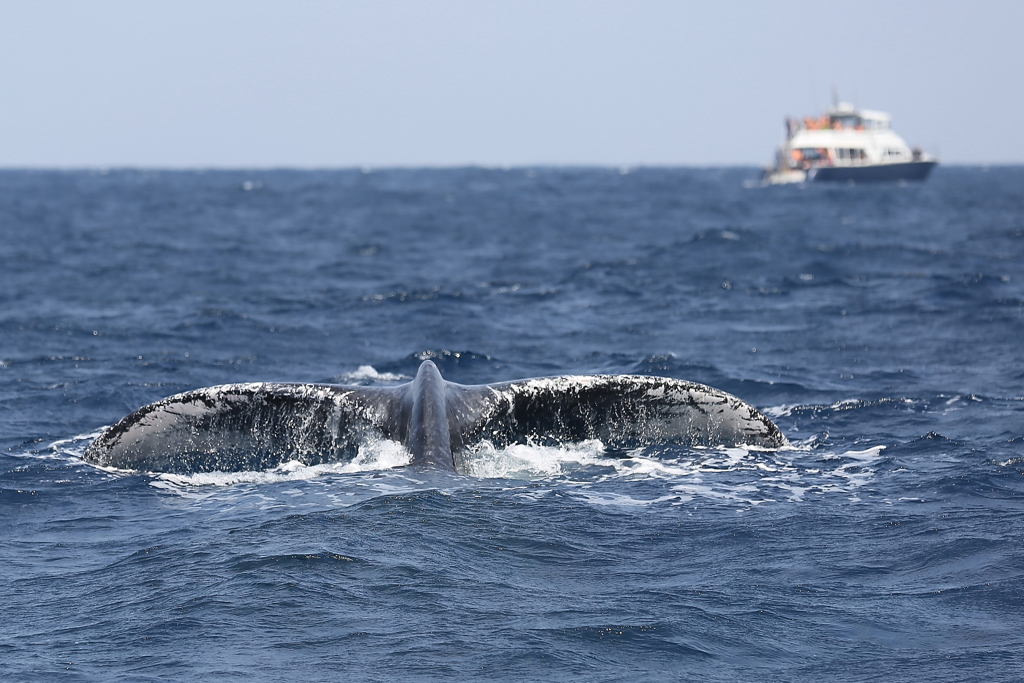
[452, 374, 785, 454]
[83, 361, 786, 474]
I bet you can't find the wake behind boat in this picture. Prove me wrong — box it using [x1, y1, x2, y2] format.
[763, 102, 937, 184]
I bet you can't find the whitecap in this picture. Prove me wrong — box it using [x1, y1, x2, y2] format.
[336, 365, 407, 382]
[762, 404, 798, 418]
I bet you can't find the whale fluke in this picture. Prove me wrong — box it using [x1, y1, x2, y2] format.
[83, 360, 786, 474]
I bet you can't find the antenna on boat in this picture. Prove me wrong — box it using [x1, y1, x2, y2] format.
[831, 84, 839, 109]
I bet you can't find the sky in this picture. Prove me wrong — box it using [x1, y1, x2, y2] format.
[1, 1, 1021, 167]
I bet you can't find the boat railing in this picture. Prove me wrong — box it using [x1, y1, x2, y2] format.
[785, 114, 889, 139]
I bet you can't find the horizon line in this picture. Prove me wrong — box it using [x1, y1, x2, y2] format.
[0, 162, 1016, 173]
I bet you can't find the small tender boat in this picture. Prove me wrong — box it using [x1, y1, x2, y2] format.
[763, 102, 937, 184]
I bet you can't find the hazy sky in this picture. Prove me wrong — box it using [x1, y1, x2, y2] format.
[1, 1, 1020, 167]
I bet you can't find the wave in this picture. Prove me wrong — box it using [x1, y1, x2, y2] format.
[333, 365, 407, 383]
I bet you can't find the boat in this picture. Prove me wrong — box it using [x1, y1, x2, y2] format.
[763, 102, 937, 184]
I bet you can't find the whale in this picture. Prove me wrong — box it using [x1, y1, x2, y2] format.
[83, 360, 787, 474]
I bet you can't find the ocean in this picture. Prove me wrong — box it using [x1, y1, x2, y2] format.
[1, 166, 1022, 681]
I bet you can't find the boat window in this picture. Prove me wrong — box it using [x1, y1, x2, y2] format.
[835, 148, 865, 163]
[797, 148, 826, 161]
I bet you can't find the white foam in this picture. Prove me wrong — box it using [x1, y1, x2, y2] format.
[832, 398, 863, 408]
[337, 365, 406, 382]
[569, 491, 685, 507]
[30, 430, 106, 461]
[50, 426, 892, 509]
[460, 439, 608, 479]
[822, 445, 886, 461]
[150, 439, 413, 489]
[762, 404, 798, 418]
[456, 438, 890, 507]
[770, 482, 809, 502]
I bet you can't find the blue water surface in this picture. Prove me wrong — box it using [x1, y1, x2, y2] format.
[2, 167, 1023, 681]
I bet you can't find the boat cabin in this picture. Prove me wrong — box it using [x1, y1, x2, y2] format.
[779, 103, 915, 170]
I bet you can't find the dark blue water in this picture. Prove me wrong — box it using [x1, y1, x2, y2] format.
[2, 167, 1023, 681]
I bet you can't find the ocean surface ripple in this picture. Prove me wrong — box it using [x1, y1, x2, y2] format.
[2, 167, 1023, 681]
